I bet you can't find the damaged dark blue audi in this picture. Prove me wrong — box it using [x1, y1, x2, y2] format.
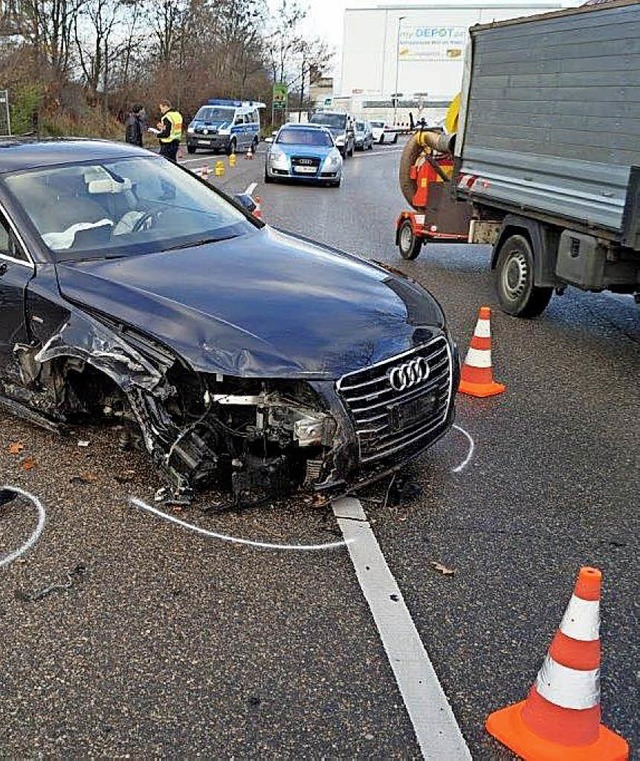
[0, 139, 459, 504]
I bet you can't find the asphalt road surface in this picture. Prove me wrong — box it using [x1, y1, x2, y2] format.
[1, 141, 638, 758]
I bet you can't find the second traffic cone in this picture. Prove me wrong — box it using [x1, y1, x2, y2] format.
[486, 567, 629, 761]
[252, 195, 262, 220]
[458, 306, 505, 397]
[245, 144, 254, 160]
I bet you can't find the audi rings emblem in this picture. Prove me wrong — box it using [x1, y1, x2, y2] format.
[388, 357, 430, 391]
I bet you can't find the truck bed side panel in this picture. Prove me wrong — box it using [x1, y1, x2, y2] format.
[460, 3, 640, 235]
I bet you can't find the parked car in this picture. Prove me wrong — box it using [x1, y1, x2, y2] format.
[0, 138, 458, 505]
[354, 120, 374, 151]
[370, 120, 398, 145]
[186, 99, 264, 155]
[308, 110, 355, 158]
[265, 123, 343, 186]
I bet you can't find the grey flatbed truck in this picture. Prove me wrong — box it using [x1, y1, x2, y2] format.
[400, 0, 640, 317]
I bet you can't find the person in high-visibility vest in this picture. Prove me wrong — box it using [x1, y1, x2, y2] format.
[156, 99, 183, 163]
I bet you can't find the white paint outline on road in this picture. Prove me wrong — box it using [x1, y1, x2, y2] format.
[0, 486, 46, 569]
[333, 496, 471, 760]
[244, 182, 258, 196]
[451, 425, 475, 474]
[129, 497, 353, 552]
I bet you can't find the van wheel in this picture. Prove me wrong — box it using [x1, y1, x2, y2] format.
[187, 145, 196, 154]
[398, 219, 422, 260]
[495, 234, 553, 317]
[226, 139, 237, 156]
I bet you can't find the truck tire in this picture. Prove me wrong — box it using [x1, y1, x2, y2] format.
[399, 133, 423, 210]
[495, 234, 553, 317]
[398, 219, 423, 260]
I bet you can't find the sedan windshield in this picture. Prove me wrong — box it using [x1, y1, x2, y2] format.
[276, 128, 333, 147]
[194, 107, 235, 123]
[309, 113, 346, 130]
[5, 156, 252, 261]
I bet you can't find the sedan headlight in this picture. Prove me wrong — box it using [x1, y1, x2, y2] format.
[334, 135, 345, 146]
[269, 148, 289, 170]
[322, 150, 342, 171]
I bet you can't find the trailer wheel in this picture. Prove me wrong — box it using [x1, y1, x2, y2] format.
[495, 234, 552, 317]
[398, 219, 423, 260]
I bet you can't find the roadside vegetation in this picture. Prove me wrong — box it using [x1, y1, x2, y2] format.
[0, 0, 331, 138]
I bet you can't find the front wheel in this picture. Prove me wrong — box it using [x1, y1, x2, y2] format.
[226, 139, 237, 156]
[495, 234, 553, 317]
[398, 219, 422, 260]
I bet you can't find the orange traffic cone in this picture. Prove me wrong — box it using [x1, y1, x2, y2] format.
[245, 145, 254, 160]
[458, 306, 505, 397]
[253, 195, 262, 220]
[486, 567, 629, 761]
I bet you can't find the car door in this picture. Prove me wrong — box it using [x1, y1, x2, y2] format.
[0, 210, 34, 380]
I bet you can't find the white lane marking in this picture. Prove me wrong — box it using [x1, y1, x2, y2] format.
[180, 157, 209, 166]
[129, 497, 353, 552]
[245, 182, 258, 196]
[352, 148, 404, 159]
[333, 497, 471, 760]
[451, 425, 475, 474]
[0, 486, 47, 569]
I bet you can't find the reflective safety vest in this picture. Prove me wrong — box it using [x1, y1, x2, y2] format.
[160, 110, 183, 143]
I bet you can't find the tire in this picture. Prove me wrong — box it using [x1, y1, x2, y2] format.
[329, 178, 341, 188]
[392, 133, 398, 144]
[379, 134, 384, 145]
[226, 139, 237, 156]
[495, 234, 553, 317]
[264, 168, 275, 184]
[187, 145, 196, 154]
[397, 219, 423, 260]
[367, 140, 373, 150]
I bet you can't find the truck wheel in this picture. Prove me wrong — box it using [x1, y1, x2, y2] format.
[495, 234, 553, 317]
[226, 138, 237, 156]
[398, 219, 422, 260]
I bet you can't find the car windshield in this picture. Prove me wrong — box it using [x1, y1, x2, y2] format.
[5, 155, 252, 262]
[370, 121, 384, 128]
[309, 113, 346, 130]
[356, 122, 365, 130]
[276, 128, 333, 147]
[194, 106, 235, 123]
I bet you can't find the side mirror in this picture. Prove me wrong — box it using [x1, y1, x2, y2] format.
[234, 193, 257, 213]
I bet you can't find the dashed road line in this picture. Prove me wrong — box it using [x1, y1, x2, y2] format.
[333, 496, 471, 760]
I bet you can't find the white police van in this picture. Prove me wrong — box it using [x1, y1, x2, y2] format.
[186, 99, 265, 155]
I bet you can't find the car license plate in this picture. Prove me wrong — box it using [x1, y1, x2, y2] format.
[388, 394, 437, 432]
[294, 166, 316, 174]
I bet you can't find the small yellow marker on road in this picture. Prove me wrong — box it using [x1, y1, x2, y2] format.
[229, 153, 237, 168]
[214, 160, 225, 177]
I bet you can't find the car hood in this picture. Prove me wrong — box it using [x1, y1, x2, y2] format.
[55, 228, 444, 379]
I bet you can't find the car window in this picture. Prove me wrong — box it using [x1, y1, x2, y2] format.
[0, 211, 28, 263]
[5, 156, 253, 261]
[309, 113, 346, 130]
[356, 121, 364, 130]
[276, 128, 333, 147]
[194, 106, 235, 123]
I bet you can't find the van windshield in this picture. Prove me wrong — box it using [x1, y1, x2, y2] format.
[194, 107, 235, 123]
[309, 113, 347, 130]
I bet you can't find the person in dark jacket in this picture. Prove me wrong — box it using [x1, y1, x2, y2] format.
[124, 104, 146, 147]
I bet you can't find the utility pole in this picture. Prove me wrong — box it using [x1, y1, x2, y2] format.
[393, 16, 406, 126]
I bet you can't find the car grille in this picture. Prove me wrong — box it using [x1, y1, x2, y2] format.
[336, 337, 452, 463]
[291, 156, 321, 172]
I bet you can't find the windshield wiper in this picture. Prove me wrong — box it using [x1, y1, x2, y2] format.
[160, 233, 238, 252]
